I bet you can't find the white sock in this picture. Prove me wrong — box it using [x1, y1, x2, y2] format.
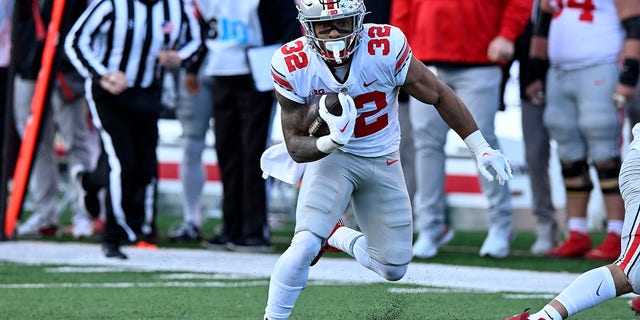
[555, 266, 617, 317]
[568, 217, 588, 234]
[327, 226, 363, 255]
[531, 305, 562, 320]
[607, 220, 623, 235]
[264, 231, 320, 320]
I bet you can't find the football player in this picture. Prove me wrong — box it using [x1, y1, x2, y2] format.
[525, 0, 638, 261]
[263, 0, 513, 319]
[507, 0, 640, 317]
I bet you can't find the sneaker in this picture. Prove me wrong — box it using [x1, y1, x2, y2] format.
[168, 222, 202, 242]
[92, 217, 105, 234]
[585, 232, 621, 261]
[412, 226, 455, 259]
[16, 215, 58, 237]
[547, 231, 591, 258]
[310, 219, 345, 266]
[133, 241, 158, 250]
[37, 225, 59, 237]
[102, 243, 127, 259]
[479, 225, 513, 258]
[229, 236, 274, 253]
[71, 215, 94, 239]
[17, 223, 58, 237]
[504, 308, 530, 320]
[629, 296, 640, 314]
[202, 234, 234, 251]
[530, 222, 558, 256]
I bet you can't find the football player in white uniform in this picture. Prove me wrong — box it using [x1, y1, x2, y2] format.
[526, 0, 640, 261]
[263, 0, 513, 319]
[507, 0, 640, 317]
[506, 129, 640, 320]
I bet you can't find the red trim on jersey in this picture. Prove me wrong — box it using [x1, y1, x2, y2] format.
[618, 208, 640, 271]
[395, 42, 410, 72]
[272, 70, 293, 90]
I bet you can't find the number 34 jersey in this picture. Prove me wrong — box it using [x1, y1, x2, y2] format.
[270, 24, 412, 158]
[548, 0, 623, 70]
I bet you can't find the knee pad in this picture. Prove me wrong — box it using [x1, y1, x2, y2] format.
[594, 157, 622, 195]
[561, 160, 593, 195]
[289, 230, 323, 266]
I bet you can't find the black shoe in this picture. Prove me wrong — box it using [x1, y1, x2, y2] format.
[102, 243, 128, 259]
[229, 236, 274, 253]
[201, 234, 234, 251]
[168, 223, 202, 242]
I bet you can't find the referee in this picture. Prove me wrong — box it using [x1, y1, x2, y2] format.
[65, 0, 201, 259]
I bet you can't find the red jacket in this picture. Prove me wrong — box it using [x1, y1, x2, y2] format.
[390, 0, 532, 65]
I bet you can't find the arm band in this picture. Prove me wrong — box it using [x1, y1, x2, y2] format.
[622, 16, 640, 40]
[533, 11, 552, 37]
[620, 58, 640, 87]
[529, 58, 549, 82]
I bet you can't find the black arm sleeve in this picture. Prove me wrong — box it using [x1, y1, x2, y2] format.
[532, 11, 552, 38]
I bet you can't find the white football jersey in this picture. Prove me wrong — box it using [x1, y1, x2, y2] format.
[548, 0, 623, 70]
[271, 24, 412, 157]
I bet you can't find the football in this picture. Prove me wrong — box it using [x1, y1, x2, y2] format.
[306, 93, 342, 137]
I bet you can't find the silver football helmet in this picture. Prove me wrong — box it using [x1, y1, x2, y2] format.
[298, 0, 366, 64]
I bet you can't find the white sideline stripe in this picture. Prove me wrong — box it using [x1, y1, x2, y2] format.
[0, 281, 268, 289]
[45, 266, 139, 273]
[1, 240, 579, 294]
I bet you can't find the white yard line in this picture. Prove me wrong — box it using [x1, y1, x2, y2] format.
[1, 240, 579, 294]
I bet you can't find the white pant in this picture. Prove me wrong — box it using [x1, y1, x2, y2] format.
[13, 75, 100, 224]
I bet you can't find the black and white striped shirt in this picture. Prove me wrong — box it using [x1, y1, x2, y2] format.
[65, 0, 201, 89]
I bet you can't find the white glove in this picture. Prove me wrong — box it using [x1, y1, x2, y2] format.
[319, 92, 357, 146]
[463, 131, 514, 185]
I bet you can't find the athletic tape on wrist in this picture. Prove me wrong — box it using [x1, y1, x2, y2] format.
[463, 130, 490, 158]
[316, 136, 342, 154]
[620, 58, 639, 87]
[529, 58, 549, 82]
[622, 16, 640, 40]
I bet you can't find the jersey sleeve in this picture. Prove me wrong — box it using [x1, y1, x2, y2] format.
[270, 40, 305, 104]
[387, 25, 412, 87]
[362, 24, 412, 88]
[64, 0, 112, 80]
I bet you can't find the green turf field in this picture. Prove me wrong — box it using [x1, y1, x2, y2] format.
[1, 211, 637, 320]
[0, 261, 635, 320]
